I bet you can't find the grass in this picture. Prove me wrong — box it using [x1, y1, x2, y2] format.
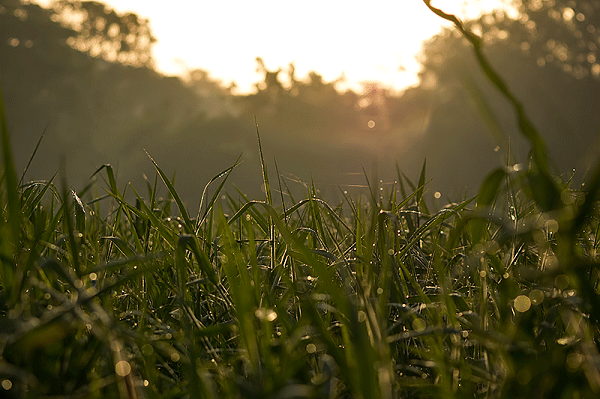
[2, 4, 600, 398]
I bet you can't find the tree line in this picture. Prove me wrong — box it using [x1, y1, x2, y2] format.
[1, 0, 598, 205]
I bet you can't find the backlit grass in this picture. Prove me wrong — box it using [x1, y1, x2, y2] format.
[2, 3, 600, 398]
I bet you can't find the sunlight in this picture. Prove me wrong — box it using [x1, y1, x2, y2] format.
[34, 0, 512, 93]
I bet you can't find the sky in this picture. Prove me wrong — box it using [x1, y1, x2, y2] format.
[35, 0, 511, 94]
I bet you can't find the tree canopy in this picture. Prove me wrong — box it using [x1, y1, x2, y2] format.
[49, 0, 156, 66]
[411, 0, 600, 193]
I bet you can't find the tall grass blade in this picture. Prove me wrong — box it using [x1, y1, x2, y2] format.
[255, 118, 272, 206]
[416, 159, 429, 215]
[196, 156, 241, 232]
[19, 124, 48, 187]
[21, 172, 58, 220]
[91, 164, 119, 196]
[145, 150, 193, 232]
[0, 82, 20, 266]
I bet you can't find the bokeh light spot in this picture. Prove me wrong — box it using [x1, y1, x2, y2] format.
[529, 289, 545, 305]
[412, 318, 426, 332]
[115, 360, 131, 377]
[141, 344, 154, 356]
[514, 295, 531, 312]
[255, 308, 277, 322]
[566, 352, 583, 372]
[357, 310, 367, 323]
[516, 369, 531, 385]
[555, 274, 570, 290]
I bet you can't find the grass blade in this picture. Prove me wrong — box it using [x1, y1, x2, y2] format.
[0, 81, 20, 266]
[145, 150, 193, 233]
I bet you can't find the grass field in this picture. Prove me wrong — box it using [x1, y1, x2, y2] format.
[2, 3, 600, 398]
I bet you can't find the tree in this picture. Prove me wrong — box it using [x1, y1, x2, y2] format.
[0, 0, 203, 195]
[411, 1, 600, 195]
[511, 0, 600, 79]
[49, 0, 156, 67]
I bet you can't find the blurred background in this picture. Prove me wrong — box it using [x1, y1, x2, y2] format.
[2, 0, 599, 209]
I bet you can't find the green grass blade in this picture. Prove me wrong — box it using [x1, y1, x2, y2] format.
[255, 118, 272, 206]
[196, 156, 241, 232]
[416, 159, 430, 216]
[19, 124, 48, 187]
[91, 164, 119, 196]
[0, 81, 20, 264]
[21, 172, 58, 220]
[145, 150, 193, 232]
[476, 168, 506, 209]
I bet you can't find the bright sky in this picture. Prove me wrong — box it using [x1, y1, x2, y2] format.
[35, 0, 510, 94]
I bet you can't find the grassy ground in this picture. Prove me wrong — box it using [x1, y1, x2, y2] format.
[2, 4, 600, 398]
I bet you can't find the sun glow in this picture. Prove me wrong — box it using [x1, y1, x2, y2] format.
[33, 0, 511, 93]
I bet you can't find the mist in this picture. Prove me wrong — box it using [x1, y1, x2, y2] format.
[2, 0, 599, 209]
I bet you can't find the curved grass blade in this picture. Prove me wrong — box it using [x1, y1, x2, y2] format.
[196, 156, 242, 232]
[145, 150, 193, 233]
[91, 164, 119, 197]
[21, 172, 58, 220]
[177, 233, 218, 286]
[422, 0, 550, 175]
